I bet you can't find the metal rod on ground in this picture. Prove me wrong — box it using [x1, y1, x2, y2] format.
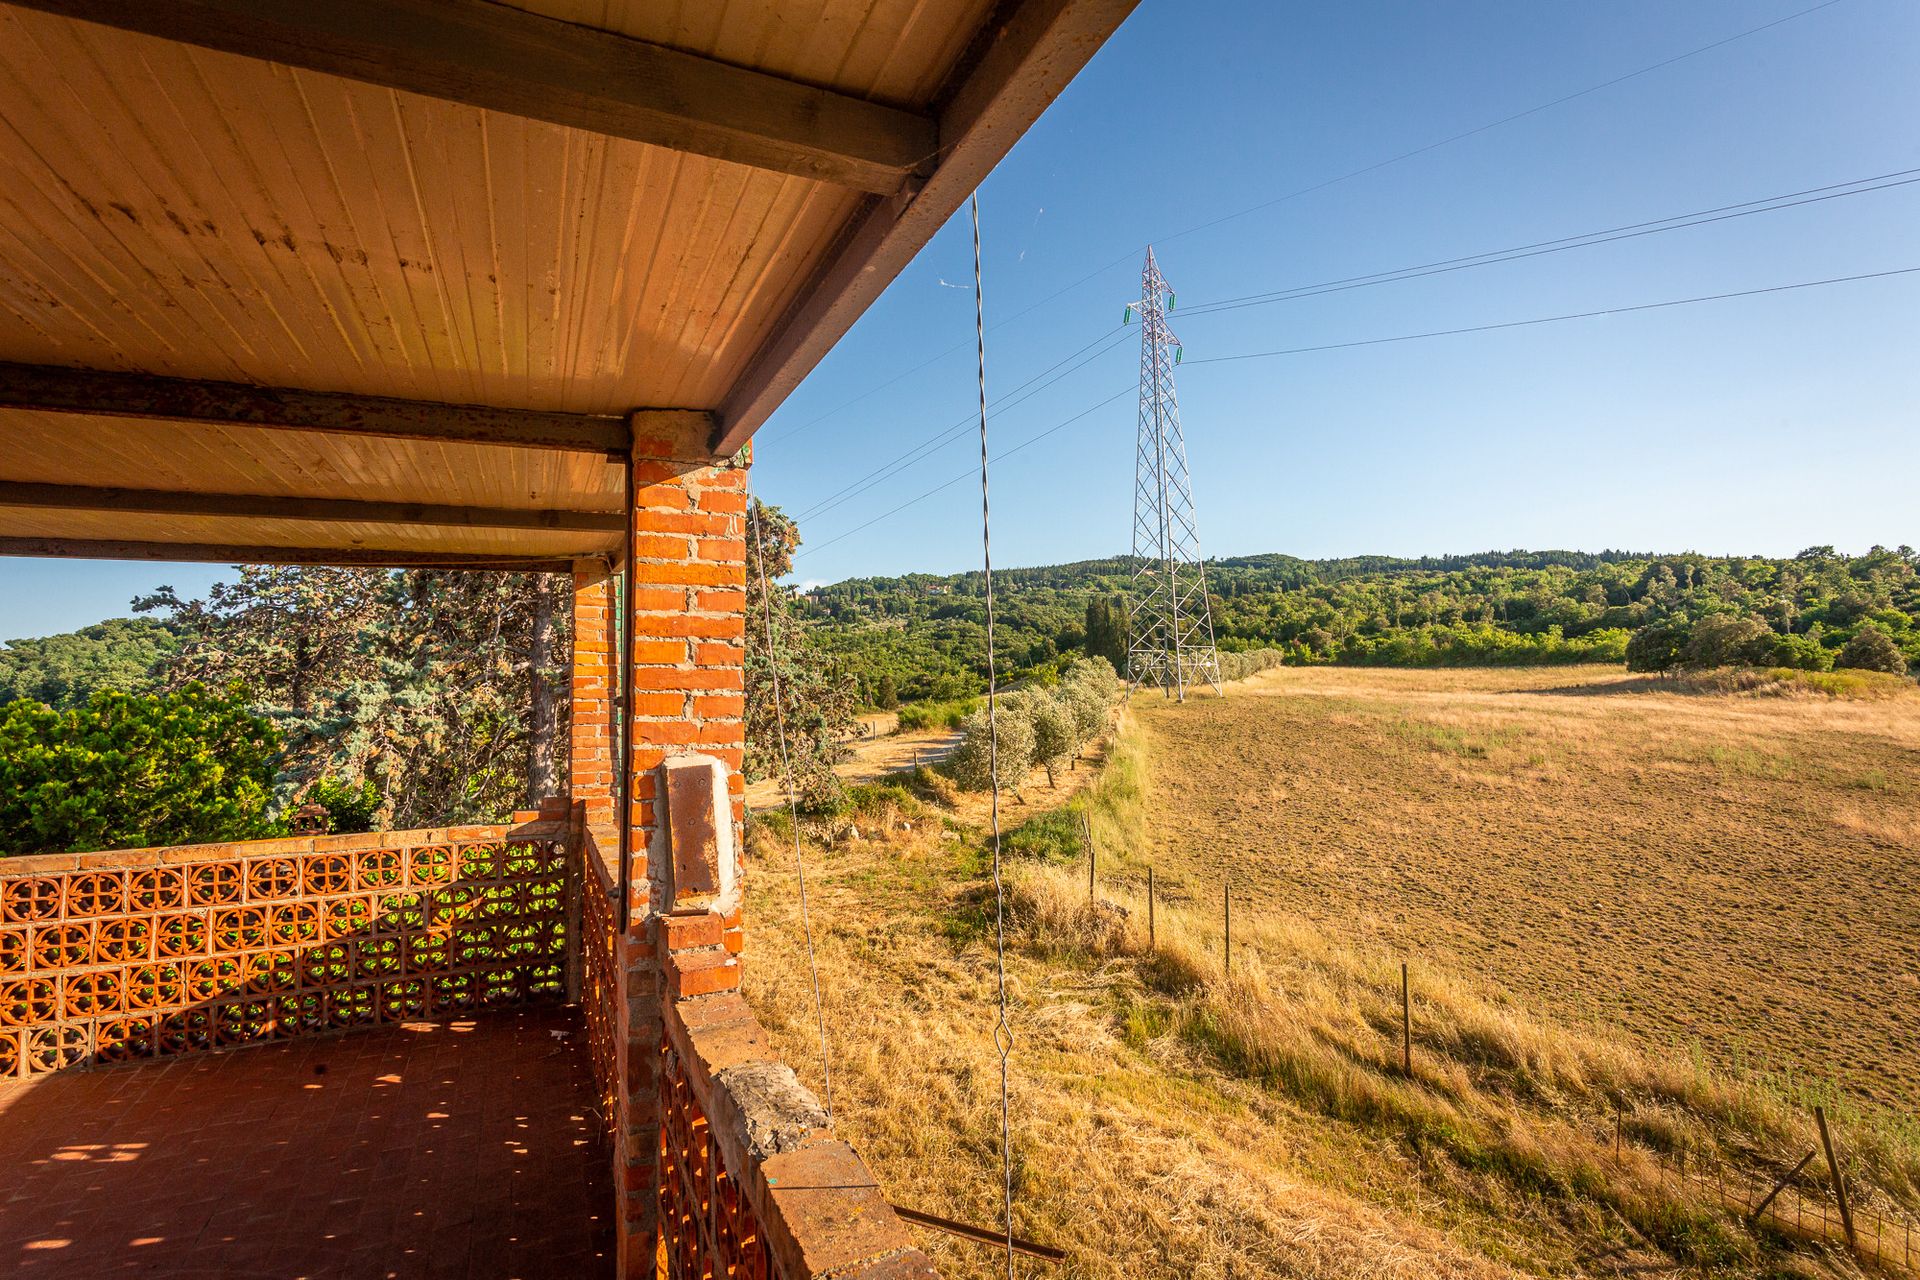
[1147, 866, 1155, 950]
[1816, 1105, 1858, 1251]
[891, 1205, 1066, 1263]
[1401, 961, 1412, 1076]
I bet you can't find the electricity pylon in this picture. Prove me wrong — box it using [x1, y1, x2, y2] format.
[1126, 247, 1221, 701]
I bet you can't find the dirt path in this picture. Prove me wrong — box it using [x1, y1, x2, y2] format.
[743, 725, 962, 809]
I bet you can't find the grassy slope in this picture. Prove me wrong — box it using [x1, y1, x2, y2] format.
[740, 673, 1918, 1278]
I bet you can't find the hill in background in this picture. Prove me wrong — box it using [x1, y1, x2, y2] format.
[0, 616, 178, 708]
[798, 546, 1920, 706]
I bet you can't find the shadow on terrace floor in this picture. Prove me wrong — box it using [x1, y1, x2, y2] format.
[0, 1007, 611, 1278]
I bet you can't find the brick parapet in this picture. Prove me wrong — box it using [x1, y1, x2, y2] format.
[646, 757, 936, 1279]
[585, 436, 907, 1277]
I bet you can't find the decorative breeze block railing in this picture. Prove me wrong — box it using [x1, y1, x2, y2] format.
[580, 825, 620, 1134]
[659, 1032, 773, 1278]
[0, 824, 570, 1079]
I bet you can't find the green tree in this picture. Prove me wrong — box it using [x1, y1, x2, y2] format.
[307, 776, 382, 833]
[0, 617, 179, 708]
[1625, 620, 1691, 675]
[1680, 614, 1773, 670]
[1764, 632, 1832, 671]
[0, 685, 281, 856]
[1008, 689, 1075, 786]
[874, 673, 899, 710]
[1835, 625, 1908, 675]
[1083, 596, 1128, 672]
[145, 565, 567, 825]
[746, 499, 859, 803]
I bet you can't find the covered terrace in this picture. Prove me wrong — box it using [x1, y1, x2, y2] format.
[0, 1, 1140, 1275]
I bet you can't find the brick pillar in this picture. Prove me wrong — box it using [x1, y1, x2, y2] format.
[569, 559, 617, 827]
[626, 430, 748, 922]
[611, 419, 749, 1278]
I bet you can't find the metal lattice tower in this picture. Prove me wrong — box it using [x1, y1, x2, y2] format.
[1126, 247, 1221, 700]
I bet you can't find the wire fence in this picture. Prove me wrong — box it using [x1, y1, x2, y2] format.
[1651, 1141, 1918, 1272]
[1084, 838, 1920, 1275]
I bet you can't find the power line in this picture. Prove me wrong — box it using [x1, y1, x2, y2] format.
[788, 166, 1915, 533]
[793, 263, 1915, 559]
[1172, 168, 1920, 320]
[1153, 0, 1851, 250]
[794, 383, 1139, 561]
[791, 326, 1129, 523]
[906, 0, 1854, 369]
[1182, 266, 1919, 366]
[760, 1, 1848, 451]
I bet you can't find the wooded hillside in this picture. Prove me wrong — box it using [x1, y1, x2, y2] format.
[799, 546, 1920, 704]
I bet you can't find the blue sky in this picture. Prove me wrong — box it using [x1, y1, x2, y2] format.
[4, 0, 1916, 639]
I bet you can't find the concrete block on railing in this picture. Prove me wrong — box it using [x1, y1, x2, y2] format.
[649, 754, 738, 915]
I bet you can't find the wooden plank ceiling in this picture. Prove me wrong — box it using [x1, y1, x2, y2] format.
[0, 0, 1138, 569]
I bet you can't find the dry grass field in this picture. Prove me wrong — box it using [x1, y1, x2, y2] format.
[738, 666, 1920, 1278]
[1133, 665, 1920, 1110]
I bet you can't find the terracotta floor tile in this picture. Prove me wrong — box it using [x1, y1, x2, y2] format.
[0, 1008, 611, 1278]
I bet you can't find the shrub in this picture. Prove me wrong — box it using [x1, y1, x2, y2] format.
[897, 697, 980, 731]
[1217, 648, 1289, 681]
[1061, 656, 1122, 705]
[0, 684, 282, 856]
[1058, 679, 1109, 741]
[1835, 625, 1908, 675]
[308, 776, 382, 833]
[1763, 632, 1831, 671]
[1060, 655, 1125, 742]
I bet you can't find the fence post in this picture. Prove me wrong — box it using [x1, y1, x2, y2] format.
[1816, 1105, 1858, 1252]
[1083, 811, 1095, 905]
[1147, 866, 1155, 951]
[1401, 961, 1412, 1076]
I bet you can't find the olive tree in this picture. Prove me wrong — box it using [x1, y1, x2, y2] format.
[947, 702, 1035, 794]
[1008, 689, 1075, 786]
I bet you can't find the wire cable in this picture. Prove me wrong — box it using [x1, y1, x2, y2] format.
[794, 382, 1138, 563]
[970, 193, 1017, 1279]
[1182, 266, 1920, 367]
[746, 484, 834, 1123]
[1172, 168, 1920, 320]
[794, 262, 1915, 559]
[873, 0, 1854, 378]
[1155, 0, 1851, 251]
[793, 325, 1129, 525]
[786, 163, 1918, 537]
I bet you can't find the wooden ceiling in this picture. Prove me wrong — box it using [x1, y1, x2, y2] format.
[0, 0, 1138, 569]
